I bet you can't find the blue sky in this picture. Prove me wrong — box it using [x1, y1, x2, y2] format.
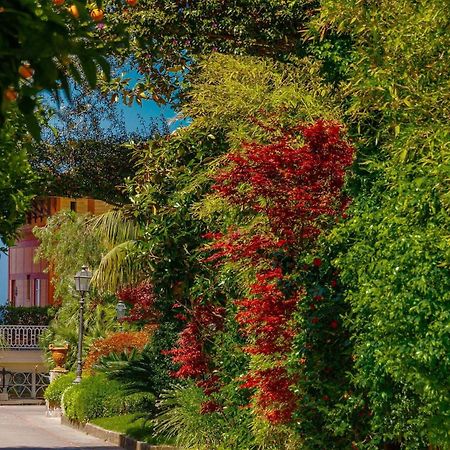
[0, 95, 176, 306]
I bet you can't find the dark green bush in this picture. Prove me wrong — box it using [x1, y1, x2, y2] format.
[44, 372, 76, 406]
[62, 374, 155, 423]
[0, 305, 54, 325]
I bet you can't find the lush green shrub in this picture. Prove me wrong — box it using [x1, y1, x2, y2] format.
[44, 373, 76, 406]
[105, 392, 156, 417]
[330, 172, 450, 448]
[62, 374, 123, 423]
[316, 0, 450, 447]
[0, 306, 54, 325]
[155, 382, 300, 450]
[62, 374, 155, 423]
[155, 383, 230, 450]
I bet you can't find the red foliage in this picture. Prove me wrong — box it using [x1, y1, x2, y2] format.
[84, 330, 151, 372]
[236, 269, 303, 355]
[166, 320, 209, 378]
[202, 230, 287, 265]
[200, 399, 223, 414]
[117, 281, 160, 323]
[165, 302, 225, 381]
[241, 366, 298, 424]
[212, 120, 354, 243]
[169, 120, 354, 423]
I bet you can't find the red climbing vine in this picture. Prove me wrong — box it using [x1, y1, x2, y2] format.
[168, 119, 354, 423]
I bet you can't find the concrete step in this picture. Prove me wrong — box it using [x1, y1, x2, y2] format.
[0, 398, 45, 406]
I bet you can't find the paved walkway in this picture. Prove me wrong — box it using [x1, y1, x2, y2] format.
[0, 405, 124, 450]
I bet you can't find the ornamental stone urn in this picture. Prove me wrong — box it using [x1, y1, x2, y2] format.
[49, 343, 69, 372]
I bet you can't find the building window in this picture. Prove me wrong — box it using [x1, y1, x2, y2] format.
[70, 201, 77, 212]
[26, 275, 31, 302]
[10, 280, 17, 306]
[34, 279, 41, 307]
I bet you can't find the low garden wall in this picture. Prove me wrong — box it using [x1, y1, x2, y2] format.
[61, 416, 177, 450]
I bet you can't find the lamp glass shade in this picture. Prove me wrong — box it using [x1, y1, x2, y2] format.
[116, 300, 127, 320]
[74, 266, 92, 293]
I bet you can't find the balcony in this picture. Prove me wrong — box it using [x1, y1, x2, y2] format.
[0, 325, 49, 401]
[0, 325, 48, 350]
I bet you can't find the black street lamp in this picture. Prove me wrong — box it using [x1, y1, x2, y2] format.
[73, 265, 92, 384]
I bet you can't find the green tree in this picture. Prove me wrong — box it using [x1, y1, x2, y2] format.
[34, 210, 119, 368]
[34, 210, 105, 300]
[29, 87, 168, 205]
[316, 0, 450, 446]
[0, 114, 35, 246]
[100, 0, 319, 105]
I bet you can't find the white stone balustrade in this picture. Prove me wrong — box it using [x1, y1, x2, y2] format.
[0, 325, 48, 350]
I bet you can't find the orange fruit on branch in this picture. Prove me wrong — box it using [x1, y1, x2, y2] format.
[90, 8, 104, 21]
[126, 0, 138, 6]
[53, 0, 65, 5]
[18, 64, 34, 79]
[4, 87, 18, 102]
[68, 4, 79, 18]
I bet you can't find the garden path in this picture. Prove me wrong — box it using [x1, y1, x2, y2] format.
[0, 405, 124, 449]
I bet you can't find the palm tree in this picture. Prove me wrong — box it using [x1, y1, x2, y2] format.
[90, 208, 144, 292]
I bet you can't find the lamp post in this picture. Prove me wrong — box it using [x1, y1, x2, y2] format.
[73, 265, 92, 384]
[116, 300, 127, 321]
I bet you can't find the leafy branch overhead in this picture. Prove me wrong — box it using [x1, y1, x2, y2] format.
[97, 0, 323, 105]
[28, 87, 168, 205]
[0, 0, 128, 138]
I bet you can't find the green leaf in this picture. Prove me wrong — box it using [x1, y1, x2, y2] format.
[24, 113, 41, 141]
[95, 56, 111, 82]
[80, 57, 97, 89]
[17, 96, 36, 115]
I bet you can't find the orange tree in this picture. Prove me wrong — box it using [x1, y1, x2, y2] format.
[0, 0, 126, 243]
[0, 0, 125, 134]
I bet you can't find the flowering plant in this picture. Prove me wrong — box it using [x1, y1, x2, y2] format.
[117, 281, 161, 323]
[84, 330, 152, 372]
[168, 119, 354, 423]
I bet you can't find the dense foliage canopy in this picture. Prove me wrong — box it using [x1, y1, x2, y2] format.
[29, 88, 166, 205]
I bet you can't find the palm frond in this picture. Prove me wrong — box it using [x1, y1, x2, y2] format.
[154, 385, 213, 448]
[89, 208, 142, 248]
[91, 240, 142, 292]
